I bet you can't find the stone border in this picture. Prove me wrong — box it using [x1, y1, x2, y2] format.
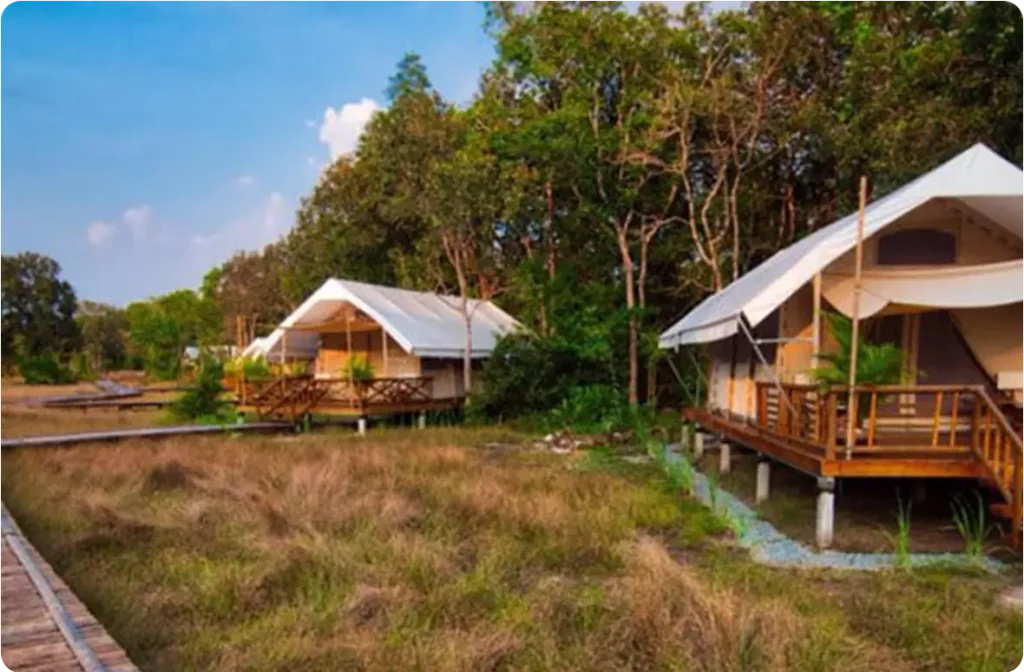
[666, 444, 1004, 572]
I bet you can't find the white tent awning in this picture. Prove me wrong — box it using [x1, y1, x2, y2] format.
[659, 143, 1023, 349]
[821, 259, 1024, 319]
[260, 279, 521, 360]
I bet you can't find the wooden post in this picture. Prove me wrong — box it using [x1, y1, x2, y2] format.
[281, 328, 288, 379]
[381, 327, 389, 377]
[811, 272, 822, 364]
[1013, 449, 1022, 541]
[346, 315, 354, 394]
[825, 391, 837, 460]
[726, 337, 738, 417]
[845, 176, 868, 459]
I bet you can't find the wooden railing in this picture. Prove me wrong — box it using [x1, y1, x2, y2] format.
[755, 382, 1023, 535]
[247, 375, 435, 420]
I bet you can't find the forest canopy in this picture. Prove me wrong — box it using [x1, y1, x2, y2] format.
[4, 2, 1021, 408]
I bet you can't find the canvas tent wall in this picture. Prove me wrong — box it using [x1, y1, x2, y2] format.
[248, 279, 521, 400]
[660, 143, 1023, 417]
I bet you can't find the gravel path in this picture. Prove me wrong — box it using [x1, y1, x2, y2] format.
[665, 444, 1004, 572]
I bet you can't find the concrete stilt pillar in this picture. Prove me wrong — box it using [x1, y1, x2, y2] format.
[417, 411, 427, 430]
[755, 458, 771, 504]
[681, 423, 693, 451]
[718, 442, 731, 474]
[816, 477, 836, 549]
[693, 432, 705, 460]
[357, 417, 367, 436]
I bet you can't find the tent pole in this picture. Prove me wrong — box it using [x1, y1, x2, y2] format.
[738, 317, 798, 419]
[683, 348, 709, 407]
[845, 176, 868, 459]
[811, 272, 822, 364]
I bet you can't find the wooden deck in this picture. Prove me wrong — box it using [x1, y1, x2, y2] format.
[2, 507, 136, 671]
[240, 375, 461, 422]
[688, 382, 1023, 539]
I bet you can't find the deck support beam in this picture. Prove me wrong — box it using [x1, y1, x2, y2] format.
[680, 422, 693, 451]
[357, 416, 367, 436]
[417, 411, 426, 430]
[755, 457, 771, 504]
[719, 441, 732, 474]
[816, 477, 836, 549]
[693, 431, 706, 460]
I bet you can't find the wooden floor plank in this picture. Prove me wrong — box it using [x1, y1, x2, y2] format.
[2, 510, 138, 671]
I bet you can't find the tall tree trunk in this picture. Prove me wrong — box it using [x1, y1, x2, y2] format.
[617, 229, 638, 407]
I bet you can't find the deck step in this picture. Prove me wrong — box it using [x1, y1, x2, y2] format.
[989, 502, 1014, 520]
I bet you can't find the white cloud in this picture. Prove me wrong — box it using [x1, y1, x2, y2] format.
[86, 221, 116, 247]
[263, 192, 284, 232]
[122, 205, 153, 240]
[304, 119, 317, 129]
[235, 174, 256, 187]
[191, 191, 291, 258]
[318, 98, 380, 160]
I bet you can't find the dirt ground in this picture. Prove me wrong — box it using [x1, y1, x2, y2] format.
[699, 447, 1014, 557]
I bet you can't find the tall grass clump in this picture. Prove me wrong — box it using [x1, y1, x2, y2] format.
[884, 494, 912, 569]
[950, 491, 996, 562]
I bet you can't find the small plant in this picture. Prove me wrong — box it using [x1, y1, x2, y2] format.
[726, 511, 749, 541]
[951, 491, 996, 562]
[171, 355, 230, 422]
[707, 469, 720, 512]
[342, 354, 375, 382]
[884, 494, 913, 569]
[813, 311, 904, 425]
[666, 453, 694, 495]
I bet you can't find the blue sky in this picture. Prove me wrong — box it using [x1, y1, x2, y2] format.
[0, 1, 720, 305]
[1, 2, 495, 305]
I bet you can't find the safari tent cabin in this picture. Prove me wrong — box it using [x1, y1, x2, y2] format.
[659, 143, 1023, 547]
[240, 279, 520, 419]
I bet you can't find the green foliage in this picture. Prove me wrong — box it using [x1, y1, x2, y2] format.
[950, 492, 996, 562]
[17, 353, 77, 384]
[814, 312, 905, 388]
[342, 354, 375, 382]
[224, 356, 272, 382]
[77, 300, 131, 372]
[2, 252, 81, 370]
[127, 290, 220, 381]
[171, 357, 229, 422]
[885, 495, 913, 569]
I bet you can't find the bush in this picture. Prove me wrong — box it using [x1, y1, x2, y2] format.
[342, 354, 374, 382]
[18, 353, 77, 384]
[171, 356, 230, 421]
[224, 356, 273, 382]
[477, 333, 618, 420]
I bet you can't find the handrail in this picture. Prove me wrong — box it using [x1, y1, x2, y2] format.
[969, 386, 1022, 540]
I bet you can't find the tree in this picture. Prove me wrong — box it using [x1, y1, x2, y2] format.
[126, 289, 220, 380]
[1, 252, 80, 369]
[204, 246, 290, 345]
[77, 301, 130, 371]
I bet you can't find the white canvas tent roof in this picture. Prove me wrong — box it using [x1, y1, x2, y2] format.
[659, 143, 1023, 349]
[253, 279, 521, 361]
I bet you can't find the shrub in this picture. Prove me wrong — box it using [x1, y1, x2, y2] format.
[18, 353, 77, 384]
[171, 356, 230, 421]
[342, 354, 374, 382]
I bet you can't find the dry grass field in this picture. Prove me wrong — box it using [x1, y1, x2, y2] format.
[2, 427, 1021, 672]
[1, 404, 167, 438]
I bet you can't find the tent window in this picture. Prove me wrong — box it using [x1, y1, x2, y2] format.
[877, 228, 956, 265]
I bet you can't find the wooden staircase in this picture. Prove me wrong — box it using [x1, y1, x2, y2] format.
[251, 376, 332, 423]
[969, 388, 1023, 546]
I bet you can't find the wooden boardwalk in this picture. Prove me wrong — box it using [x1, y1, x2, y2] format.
[2, 507, 136, 671]
[1, 421, 290, 450]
